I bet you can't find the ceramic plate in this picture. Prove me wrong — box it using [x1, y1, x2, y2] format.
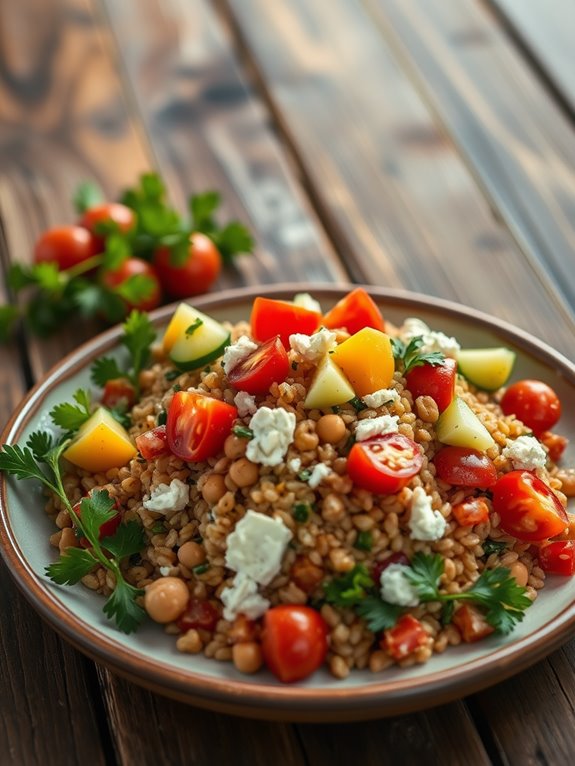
[2, 284, 575, 722]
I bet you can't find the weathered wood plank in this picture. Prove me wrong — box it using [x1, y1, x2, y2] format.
[365, 0, 575, 314]
[221, 0, 575, 359]
[488, 0, 575, 116]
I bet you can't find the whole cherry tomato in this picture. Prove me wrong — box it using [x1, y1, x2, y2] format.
[500, 380, 561, 436]
[250, 297, 321, 348]
[34, 226, 100, 271]
[227, 336, 290, 395]
[80, 202, 136, 250]
[347, 433, 423, 494]
[167, 391, 237, 462]
[102, 257, 162, 312]
[492, 470, 568, 542]
[434, 446, 497, 488]
[261, 605, 328, 683]
[538, 541, 575, 576]
[405, 358, 457, 413]
[154, 233, 221, 298]
[135, 425, 171, 461]
[322, 288, 385, 335]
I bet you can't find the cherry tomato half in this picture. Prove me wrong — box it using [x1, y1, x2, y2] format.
[153, 233, 221, 298]
[80, 202, 136, 250]
[166, 391, 237, 462]
[382, 614, 428, 660]
[405, 358, 457, 413]
[492, 470, 568, 542]
[34, 226, 100, 271]
[227, 335, 289, 395]
[261, 605, 328, 683]
[136, 425, 171, 461]
[322, 288, 385, 335]
[251, 297, 321, 348]
[451, 497, 490, 527]
[102, 378, 136, 410]
[102, 257, 162, 312]
[347, 433, 423, 495]
[500, 380, 561, 436]
[434, 446, 497, 488]
[452, 604, 495, 643]
[538, 541, 575, 576]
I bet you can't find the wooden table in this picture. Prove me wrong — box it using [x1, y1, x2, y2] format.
[1, 0, 574, 763]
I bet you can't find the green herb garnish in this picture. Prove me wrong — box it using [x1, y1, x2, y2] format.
[185, 318, 203, 336]
[324, 565, 374, 608]
[232, 425, 254, 440]
[349, 396, 367, 412]
[482, 539, 508, 557]
[293, 503, 310, 523]
[354, 531, 373, 552]
[193, 563, 209, 576]
[391, 336, 445, 375]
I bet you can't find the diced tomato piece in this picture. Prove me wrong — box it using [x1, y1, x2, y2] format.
[251, 297, 321, 348]
[102, 378, 136, 410]
[372, 552, 410, 583]
[136, 425, 171, 460]
[405, 358, 457, 413]
[290, 555, 325, 593]
[434, 446, 497, 488]
[167, 391, 237, 462]
[347, 433, 423, 494]
[262, 606, 328, 683]
[540, 431, 568, 463]
[452, 604, 495, 642]
[322, 288, 385, 335]
[227, 335, 290, 395]
[538, 541, 575, 576]
[382, 615, 428, 660]
[176, 598, 220, 633]
[451, 497, 490, 526]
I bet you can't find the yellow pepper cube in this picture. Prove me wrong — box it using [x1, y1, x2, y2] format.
[330, 328, 394, 396]
[63, 408, 137, 472]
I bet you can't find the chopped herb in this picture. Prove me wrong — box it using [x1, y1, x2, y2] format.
[164, 369, 180, 381]
[50, 389, 92, 432]
[291, 361, 298, 371]
[151, 523, 166, 535]
[354, 531, 373, 552]
[297, 468, 312, 482]
[185, 318, 203, 336]
[293, 503, 310, 523]
[157, 410, 168, 426]
[482, 539, 508, 557]
[324, 565, 374, 608]
[356, 596, 402, 632]
[349, 396, 368, 412]
[172, 383, 182, 392]
[232, 425, 254, 440]
[392, 336, 445, 375]
[193, 563, 209, 576]
[108, 405, 132, 431]
[331, 405, 341, 414]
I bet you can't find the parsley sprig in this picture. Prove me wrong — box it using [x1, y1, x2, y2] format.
[0, 434, 146, 633]
[391, 336, 445, 375]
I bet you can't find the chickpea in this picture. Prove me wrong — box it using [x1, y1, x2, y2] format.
[509, 561, 529, 588]
[178, 540, 206, 569]
[316, 414, 346, 444]
[232, 642, 263, 674]
[202, 474, 227, 504]
[224, 433, 247, 460]
[144, 577, 189, 623]
[229, 457, 259, 488]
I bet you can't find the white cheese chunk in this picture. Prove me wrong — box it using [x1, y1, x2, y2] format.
[225, 509, 292, 585]
[399, 317, 460, 359]
[246, 406, 296, 466]
[234, 391, 257, 417]
[502, 435, 547, 471]
[362, 388, 400, 409]
[293, 292, 322, 313]
[307, 463, 332, 489]
[379, 563, 420, 607]
[143, 478, 189, 513]
[355, 415, 400, 442]
[223, 335, 258, 375]
[288, 457, 302, 473]
[409, 487, 446, 541]
[221, 572, 270, 621]
[289, 328, 337, 363]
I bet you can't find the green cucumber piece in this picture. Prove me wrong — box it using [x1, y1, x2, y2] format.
[169, 311, 231, 371]
[457, 347, 516, 390]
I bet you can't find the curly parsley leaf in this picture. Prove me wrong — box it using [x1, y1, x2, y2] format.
[90, 356, 124, 387]
[356, 596, 402, 632]
[101, 521, 145, 559]
[392, 336, 445, 375]
[73, 181, 104, 214]
[46, 547, 98, 585]
[324, 565, 375, 608]
[103, 580, 146, 634]
[50, 389, 92, 432]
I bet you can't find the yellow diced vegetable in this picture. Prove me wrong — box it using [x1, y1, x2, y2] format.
[329, 328, 394, 396]
[63, 408, 137, 472]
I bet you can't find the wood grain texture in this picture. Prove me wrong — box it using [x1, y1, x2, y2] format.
[221, 0, 575, 359]
[488, 0, 575, 116]
[365, 0, 575, 313]
[102, 0, 346, 287]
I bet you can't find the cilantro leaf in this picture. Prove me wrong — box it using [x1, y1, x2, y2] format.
[7, 263, 37, 292]
[356, 596, 402, 632]
[114, 274, 155, 304]
[189, 190, 220, 231]
[90, 356, 124, 387]
[102, 234, 131, 271]
[0, 305, 20, 340]
[393, 336, 445, 375]
[73, 181, 104, 214]
[465, 568, 532, 634]
[103, 580, 146, 634]
[46, 547, 98, 584]
[77, 491, 117, 549]
[404, 552, 443, 601]
[211, 221, 254, 265]
[50, 389, 92, 432]
[186, 318, 203, 336]
[101, 521, 145, 559]
[0, 444, 52, 485]
[108, 405, 132, 430]
[121, 310, 156, 386]
[26, 431, 54, 461]
[324, 565, 375, 607]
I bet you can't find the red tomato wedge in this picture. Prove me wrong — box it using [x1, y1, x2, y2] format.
[383, 615, 428, 660]
[451, 497, 490, 526]
[500, 380, 561, 436]
[538, 541, 575, 576]
[492, 470, 568, 542]
[227, 335, 290, 395]
[405, 358, 457, 413]
[434, 446, 497, 488]
[136, 425, 171, 460]
[261, 606, 328, 683]
[102, 378, 136, 410]
[347, 433, 423, 494]
[251, 298, 321, 348]
[167, 391, 237, 462]
[322, 288, 385, 335]
[452, 605, 495, 643]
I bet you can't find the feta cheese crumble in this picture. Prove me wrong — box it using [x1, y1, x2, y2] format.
[289, 328, 337, 363]
[355, 415, 400, 442]
[293, 292, 322, 313]
[408, 487, 446, 541]
[307, 463, 332, 489]
[246, 406, 296, 466]
[502, 435, 547, 471]
[399, 317, 460, 358]
[225, 509, 292, 585]
[234, 390, 257, 417]
[222, 335, 258, 375]
[221, 572, 270, 621]
[362, 388, 400, 409]
[143, 478, 189, 513]
[379, 563, 420, 607]
[288, 457, 302, 473]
